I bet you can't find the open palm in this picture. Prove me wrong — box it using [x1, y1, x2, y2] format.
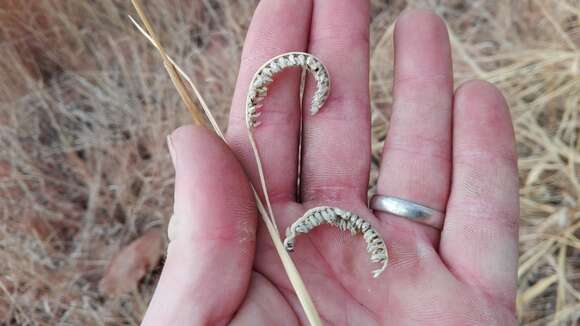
[142, 3, 518, 325]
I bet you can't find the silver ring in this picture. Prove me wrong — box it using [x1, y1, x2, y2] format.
[369, 195, 444, 230]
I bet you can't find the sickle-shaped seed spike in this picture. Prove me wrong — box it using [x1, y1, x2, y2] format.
[245, 52, 330, 129]
[284, 206, 389, 278]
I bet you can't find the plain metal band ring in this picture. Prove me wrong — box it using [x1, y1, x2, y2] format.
[370, 195, 445, 230]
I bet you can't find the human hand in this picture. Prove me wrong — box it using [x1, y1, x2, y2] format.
[142, 3, 518, 325]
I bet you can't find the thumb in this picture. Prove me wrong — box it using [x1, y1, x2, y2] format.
[142, 125, 256, 325]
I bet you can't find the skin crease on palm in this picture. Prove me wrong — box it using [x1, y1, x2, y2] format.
[141, 2, 519, 326]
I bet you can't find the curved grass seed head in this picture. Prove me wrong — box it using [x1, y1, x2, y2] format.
[245, 52, 330, 129]
[284, 206, 389, 278]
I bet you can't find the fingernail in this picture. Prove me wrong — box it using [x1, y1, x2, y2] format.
[167, 134, 177, 168]
[168, 213, 178, 242]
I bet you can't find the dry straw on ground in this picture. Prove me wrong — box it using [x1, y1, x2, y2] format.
[0, 0, 578, 325]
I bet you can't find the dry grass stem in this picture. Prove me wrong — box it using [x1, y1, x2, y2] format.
[130, 0, 205, 126]
[127, 16, 223, 139]
[128, 1, 321, 324]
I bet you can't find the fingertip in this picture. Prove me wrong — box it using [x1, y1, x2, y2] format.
[397, 9, 447, 31]
[393, 9, 452, 87]
[454, 80, 516, 163]
[170, 123, 207, 141]
[455, 80, 509, 114]
[170, 125, 249, 179]
[170, 125, 224, 160]
[394, 9, 450, 63]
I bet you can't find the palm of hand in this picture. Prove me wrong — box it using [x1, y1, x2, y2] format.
[143, 3, 518, 326]
[235, 200, 516, 325]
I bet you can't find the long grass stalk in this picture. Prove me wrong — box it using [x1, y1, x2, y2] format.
[129, 1, 321, 324]
[130, 0, 205, 126]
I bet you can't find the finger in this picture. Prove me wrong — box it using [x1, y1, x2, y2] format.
[142, 126, 256, 325]
[440, 81, 519, 309]
[301, 0, 370, 204]
[375, 10, 453, 244]
[226, 0, 313, 202]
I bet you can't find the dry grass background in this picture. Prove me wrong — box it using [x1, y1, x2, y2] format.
[0, 0, 578, 325]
